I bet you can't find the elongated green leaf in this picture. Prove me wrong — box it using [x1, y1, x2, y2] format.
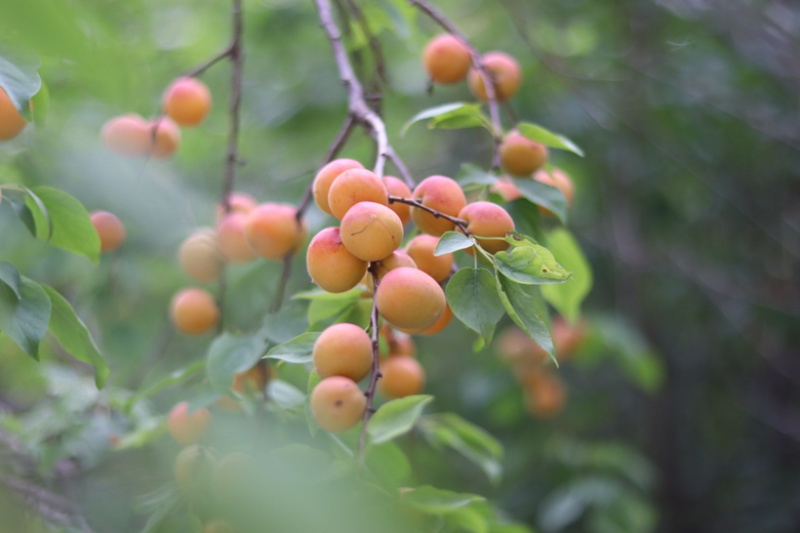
[28, 186, 100, 263]
[402, 485, 485, 514]
[436, 231, 474, 255]
[206, 332, 268, 393]
[541, 229, 592, 323]
[0, 262, 22, 300]
[0, 275, 50, 359]
[268, 379, 306, 409]
[367, 394, 433, 444]
[517, 122, 584, 157]
[2, 188, 37, 236]
[364, 440, 412, 489]
[265, 332, 319, 364]
[23, 187, 51, 237]
[403, 102, 490, 134]
[494, 238, 571, 284]
[495, 273, 555, 362]
[446, 268, 505, 344]
[0, 43, 41, 111]
[125, 360, 206, 413]
[420, 413, 503, 483]
[512, 179, 568, 224]
[457, 164, 499, 187]
[42, 285, 108, 388]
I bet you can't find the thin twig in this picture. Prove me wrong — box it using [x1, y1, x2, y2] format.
[358, 263, 383, 458]
[345, 0, 389, 87]
[220, 0, 245, 213]
[183, 46, 235, 79]
[388, 194, 471, 234]
[269, 253, 295, 313]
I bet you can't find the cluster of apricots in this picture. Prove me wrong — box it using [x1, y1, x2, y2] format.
[0, 87, 28, 141]
[101, 76, 211, 158]
[496, 318, 587, 418]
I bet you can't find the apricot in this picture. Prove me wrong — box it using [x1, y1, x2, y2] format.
[217, 212, 258, 263]
[398, 302, 452, 336]
[496, 326, 546, 363]
[379, 325, 416, 358]
[174, 444, 217, 494]
[306, 226, 368, 293]
[491, 176, 522, 201]
[0, 88, 27, 141]
[90, 210, 126, 253]
[340, 202, 404, 262]
[423, 34, 472, 85]
[384, 176, 412, 226]
[178, 228, 223, 282]
[551, 318, 587, 361]
[363, 250, 417, 293]
[170, 287, 220, 335]
[167, 401, 211, 445]
[534, 168, 575, 207]
[148, 116, 181, 158]
[215, 192, 258, 224]
[163, 77, 212, 126]
[328, 168, 389, 220]
[232, 363, 271, 395]
[244, 203, 306, 259]
[313, 159, 364, 216]
[405, 234, 453, 283]
[523, 372, 566, 419]
[101, 114, 151, 157]
[458, 201, 515, 255]
[376, 267, 446, 330]
[379, 356, 425, 399]
[310, 376, 366, 433]
[499, 131, 548, 176]
[410, 175, 467, 236]
[313, 323, 373, 381]
[468, 51, 522, 102]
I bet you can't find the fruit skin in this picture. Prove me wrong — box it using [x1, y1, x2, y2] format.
[499, 131, 548, 176]
[167, 401, 212, 445]
[458, 201, 515, 255]
[163, 77, 212, 126]
[178, 228, 223, 282]
[327, 168, 389, 220]
[170, 287, 220, 335]
[423, 34, 472, 85]
[362, 250, 417, 293]
[468, 51, 522, 102]
[306, 226, 368, 293]
[523, 372, 566, 419]
[148, 116, 181, 158]
[313, 159, 364, 216]
[101, 114, 151, 157]
[244, 203, 307, 259]
[340, 201, 404, 262]
[379, 356, 425, 398]
[405, 234, 453, 283]
[534, 168, 575, 209]
[216, 212, 258, 264]
[491, 176, 522, 201]
[379, 325, 416, 358]
[411, 176, 467, 237]
[215, 192, 258, 224]
[313, 323, 373, 382]
[398, 302, 452, 336]
[90, 210, 126, 253]
[376, 267, 446, 331]
[310, 376, 367, 433]
[384, 176, 412, 226]
[0, 88, 27, 141]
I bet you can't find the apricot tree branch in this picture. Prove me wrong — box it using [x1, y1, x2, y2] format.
[221, 0, 245, 213]
[388, 194, 471, 235]
[358, 263, 383, 458]
[269, 253, 295, 313]
[183, 46, 234, 79]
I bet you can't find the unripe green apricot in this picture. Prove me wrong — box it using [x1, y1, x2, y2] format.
[376, 267, 446, 330]
[313, 323, 373, 381]
[174, 444, 218, 495]
[340, 201, 404, 262]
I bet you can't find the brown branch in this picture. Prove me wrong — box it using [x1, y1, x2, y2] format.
[358, 263, 383, 458]
[183, 46, 235, 79]
[220, 0, 245, 213]
[388, 194, 471, 234]
[269, 253, 295, 313]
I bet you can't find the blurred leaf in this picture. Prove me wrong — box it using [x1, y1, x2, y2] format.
[261, 301, 309, 344]
[41, 285, 108, 388]
[206, 332, 268, 394]
[539, 477, 623, 532]
[402, 485, 485, 514]
[125, 360, 206, 412]
[265, 331, 319, 364]
[457, 164, 499, 186]
[298, 287, 362, 326]
[436, 231, 474, 255]
[368, 394, 433, 444]
[403, 102, 490, 134]
[2, 188, 37, 236]
[0, 262, 22, 300]
[542, 229, 592, 323]
[512, 179, 568, 224]
[305, 368, 323, 436]
[447, 267, 505, 344]
[0, 43, 41, 110]
[588, 493, 657, 533]
[446, 506, 490, 533]
[28, 186, 100, 263]
[30, 81, 48, 126]
[22, 187, 51, 237]
[0, 274, 50, 359]
[517, 122, 584, 157]
[495, 273, 555, 362]
[363, 440, 412, 489]
[375, 0, 417, 39]
[267, 379, 306, 409]
[495, 237, 571, 284]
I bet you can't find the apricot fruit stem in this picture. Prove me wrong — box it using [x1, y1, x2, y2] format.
[358, 263, 384, 459]
[387, 194, 471, 236]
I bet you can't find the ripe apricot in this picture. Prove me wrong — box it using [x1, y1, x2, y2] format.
[379, 325, 416, 358]
[410, 175, 467, 236]
[174, 444, 217, 494]
[398, 302, 452, 336]
[523, 372, 566, 419]
[178, 228, 223, 282]
[90, 210, 126, 253]
[168, 401, 211, 445]
[340, 202, 404, 262]
[0, 88, 27, 141]
[313, 159, 364, 216]
[363, 250, 418, 293]
[458, 201, 515, 254]
[405, 234, 453, 283]
[423, 34, 472, 85]
[217, 212, 258, 263]
[327, 168, 389, 220]
[232, 363, 271, 395]
[306, 226, 368, 293]
[313, 323, 373, 381]
[468, 51, 522, 102]
[101, 114, 151, 157]
[491, 176, 522, 201]
[170, 287, 220, 335]
[379, 356, 425, 398]
[148, 116, 181, 158]
[244, 203, 306, 259]
[310, 376, 366, 433]
[499, 131, 548, 176]
[163, 77, 212, 126]
[384, 176, 412, 226]
[215, 192, 258, 224]
[534, 168, 575, 207]
[376, 267, 446, 331]
[551, 318, 587, 361]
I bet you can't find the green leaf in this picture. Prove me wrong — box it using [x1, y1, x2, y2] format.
[420, 413, 504, 483]
[264, 332, 319, 364]
[588, 316, 664, 393]
[28, 186, 100, 263]
[517, 122, 584, 157]
[367, 394, 433, 445]
[457, 164, 499, 187]
[2, 188, 37, 236]
[402, 485, 485, 514]
[363, 441, 412, 489]
[206, 332, 268, 394]
[267, 379, 306, 409]
[402, 102, 491, 135]
[495, 273, 555, 362]
[305, 369, 323, 436]
[30, 81, 48, 126]
[23, 186, 51, 237]
[295, 287, 363, 327]
[436, 231, 474, 255]
[541, 229, 592, 323]
[0, 262, 22, 300]
[41, 285, 108, 388]
[261, 301, 309, 344]
[0, 43, 41, 111]
[512, 179, 568, 224]
[0, 275, 50, 359]
[494, 237, 571, 284]
[446, 268, 505, 344]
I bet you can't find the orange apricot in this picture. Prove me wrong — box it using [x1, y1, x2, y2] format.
[167, 401, 212, 445]
[458, 201, 515, 254]
[163, 77, 212, 126]
[216, 212, 258, 264]
[340, 201, 404, 262]
[312, 159, 364, 216]
[310, 376, 366, 433]
[423, 34, 472, 85]
[313, 323, 373, 381]
[178, 228, 223, 282]
[148, 116, 181, 158]
[232, 363, 271, 395]
[306, 226, 368, 293]
[101, 114, 151, 157]
[362, 250, 418, 294]
[398, 302, 452, 336]
[384, 176, 412, 226]
[376, 267, 446, 331]
[491, 176, 522, 201]
[0, 87, 27, 141]
[468, 51, 522, 102]
[534, 168, 575, 207]
[379, 325, 416, 358]
[499, 131, 548, 176]
[523, 373, 566, 419]
[244, 203, 306, 259]
[215, 192, 258, 224]
[327, 168, 388, 220]
[379, 356, 425, 399]
[405, 234, 453, 283]
[170, 287, 220, 335]
[90, 210, 126, 253]
[410, 175, 467, 236]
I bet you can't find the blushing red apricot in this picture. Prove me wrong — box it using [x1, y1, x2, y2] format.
[215, 192, 258, 224]
[244, 203, 306, 259]
[423, 34, 472, 85]
[313, 323, 373, 381]
[0, 88, 27, 141]
[458, 201, 515, 254]
[379, 356, 425, 398]
[405, 234, 453, 283]
[149, 116, 181, 158]
[376, 267, 446, 330]
[178, 228, 223, 282]
[101, 114, 151, 157]
[499, 131, 548, 176]
[168, 401, 211, 445]
[468, 52, 522, 102]
[217, 212, 258, 263]
[313, 159, 364, 216]
[491, 177, 522, 201]
[340, 202, 404, 262]
[163, 77, 212, 126]
[310, 376, 366, 433]
[170, 287, 220, 335]
[90, 210, 126, 253]
[410, 176, 467, 236]
[534, 168, 575, 207]
[384, 176, 412, 226]
[306, 226, 368, 293]
[327, 168, 389, 220]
